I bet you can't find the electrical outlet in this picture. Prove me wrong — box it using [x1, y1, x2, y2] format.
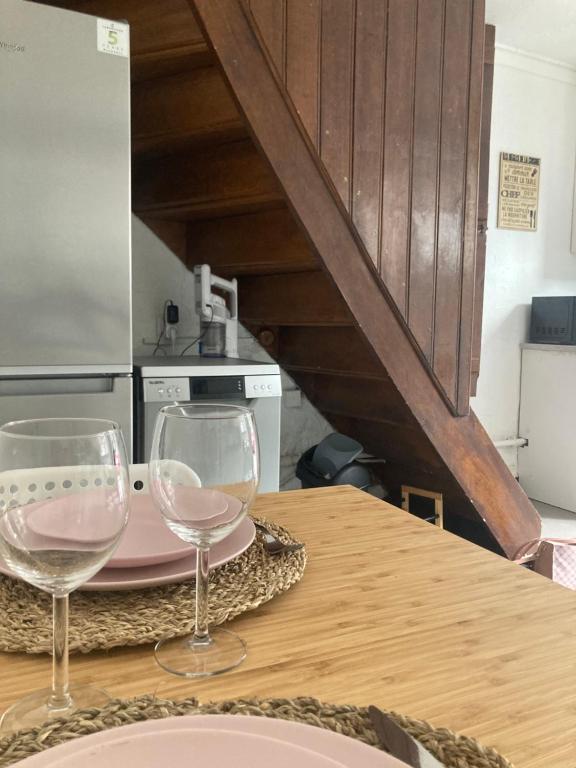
[285, 389, 301, 408]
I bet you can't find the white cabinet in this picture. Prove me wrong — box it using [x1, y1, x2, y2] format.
[519, 344, 576, 512]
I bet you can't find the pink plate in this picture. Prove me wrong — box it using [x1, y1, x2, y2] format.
[0, 518, 255, 591]
[107, 494, 196, 568]
[26, 491, 123, 545]
[14, 715, 409, 768]
[82, 516, 255, 591]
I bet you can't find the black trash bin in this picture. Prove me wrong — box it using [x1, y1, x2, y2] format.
[296, 433, 386, 498]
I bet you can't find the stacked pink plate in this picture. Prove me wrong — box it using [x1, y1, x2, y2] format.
[85, 493, 255, 590]
[0, 493, 255, 591]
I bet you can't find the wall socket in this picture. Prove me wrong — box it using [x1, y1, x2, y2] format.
[285, 389, 302, 408]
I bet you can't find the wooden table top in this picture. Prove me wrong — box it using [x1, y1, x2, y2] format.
[1, 486, 575, 767]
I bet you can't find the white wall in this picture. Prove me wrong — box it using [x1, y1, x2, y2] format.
[132, 217, 197, 358]
[471, 49, 576, 475]
[131, 216, 332, 487]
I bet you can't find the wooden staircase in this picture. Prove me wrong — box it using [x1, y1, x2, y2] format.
[38, 0, 541, 558]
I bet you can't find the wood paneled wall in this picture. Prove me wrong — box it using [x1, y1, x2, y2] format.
[248, 0, 485, 415]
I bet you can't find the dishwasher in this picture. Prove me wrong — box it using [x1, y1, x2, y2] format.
[133, 357, 282, 493]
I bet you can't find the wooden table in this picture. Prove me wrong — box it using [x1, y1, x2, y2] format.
[1, 486, 575, 767]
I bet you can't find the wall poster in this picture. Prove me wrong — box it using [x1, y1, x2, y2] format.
[497, 152, 540, 231]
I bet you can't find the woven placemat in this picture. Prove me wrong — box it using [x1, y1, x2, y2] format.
[0, 518, 306, 655]
[0, 695, 514, 768]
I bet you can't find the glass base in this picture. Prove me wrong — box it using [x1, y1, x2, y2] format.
[154, 628, 247, 678]
[0, 685, 111, 734]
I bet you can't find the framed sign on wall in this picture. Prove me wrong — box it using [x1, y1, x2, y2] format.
[497, 153, 540, 231]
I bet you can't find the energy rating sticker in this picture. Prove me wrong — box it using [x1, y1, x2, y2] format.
[97, 19, 129, 58]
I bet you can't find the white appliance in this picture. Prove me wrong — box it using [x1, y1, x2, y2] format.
[134, 357, 282, 492]
[0, 2, 132, 453]
[518, 344, 576, 512]
[194, 265, 239, 358]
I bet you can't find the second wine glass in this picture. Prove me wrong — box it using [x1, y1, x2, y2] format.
[149, 403, 259, 678]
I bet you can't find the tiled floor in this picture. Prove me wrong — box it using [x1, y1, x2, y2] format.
[532, 499, 576, 538]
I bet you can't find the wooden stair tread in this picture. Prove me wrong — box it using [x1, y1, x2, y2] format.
[288, 370, 415, 429]
[187, 209, 318, 275]
[281, 364, 385, 379]
[132, 67, 247, 156]
[239, 272, 354, 326]
[134, 196, 285, 221]
[328, 413, 445, 472]
[132, 122, 248, 157]
[275, 326, 384, 379]
[244, 325, 387, 380]
[132, 41, 214, 82]
[133, 139, 285, 221]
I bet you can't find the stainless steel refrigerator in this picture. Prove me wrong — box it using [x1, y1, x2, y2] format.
[0, 1, 132, 454]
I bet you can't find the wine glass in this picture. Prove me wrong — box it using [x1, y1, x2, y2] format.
[0, 418, 130, 732]
[149, 403, 259, 678]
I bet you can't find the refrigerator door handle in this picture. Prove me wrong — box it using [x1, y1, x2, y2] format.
[0, 377, 133, 460]
[0, 377, 122, 397]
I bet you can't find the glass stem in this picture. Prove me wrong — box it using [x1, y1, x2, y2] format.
[193, 547, 211, 644]
[50, 594, 72, 711]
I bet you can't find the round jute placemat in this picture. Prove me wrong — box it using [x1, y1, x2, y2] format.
[0, 695, 514, 768]
[0, 518, 306, 655]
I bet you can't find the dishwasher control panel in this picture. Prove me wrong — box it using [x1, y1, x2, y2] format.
[142, 377, 190, 403]
[142, 374, 282, 403]
[245, 375, 282, 398]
